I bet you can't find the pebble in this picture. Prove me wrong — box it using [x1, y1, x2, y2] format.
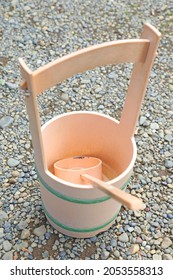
[17, 220, 28, 230]
[146, 212, 152, 221]
[127, 226, 134, 233]
[133, 210, 142, 217]
[7, 158, 20, 167]
[165, 160, 173, 169]
[129, 244, 140, 255]
[162, 254, 173, 260]
[139, 116, 147, 125]
[3, 240, 12, 252]
[134, 226, 142, 234]
[60, 93, 69, 102]
[42, 250, 49, 258]
[150, 122, 159, 130]
[25, 143, 31, 150]
[153, 254, 162, 260]
[110, 239, 117, 247]
[161, 237, 172, 249]
[31, 242, 37, 248]
[165, 134, 173, 142]
[0, 211, 8, 221]
[21, 229, 30, 239]
[0, 116, 14, 128]
[108, 72, 117, 79]
[5, 82, 18, 90]
[118, 233, 129, 243]
[101, 250, 110, 260]
[33, 225, 46, 237]
[114, 250, 120, 258]
[2, 251, 13, 260]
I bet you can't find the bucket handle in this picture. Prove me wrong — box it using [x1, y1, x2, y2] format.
[19, 23, 161, 173]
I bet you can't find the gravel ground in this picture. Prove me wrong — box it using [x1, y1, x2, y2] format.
[0, 0, 173, 260]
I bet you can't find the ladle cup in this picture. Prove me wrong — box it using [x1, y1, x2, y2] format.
[54, 156, 145, 210]
[54, 156, 102, 184]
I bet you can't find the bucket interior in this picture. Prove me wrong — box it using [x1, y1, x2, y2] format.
[41, 112, 136, 181]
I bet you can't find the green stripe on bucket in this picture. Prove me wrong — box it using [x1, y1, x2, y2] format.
[37, 169, 130, 204]
[42, 201, 120, 233]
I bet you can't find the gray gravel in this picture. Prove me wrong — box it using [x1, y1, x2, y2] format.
[0, 0, 173, 260]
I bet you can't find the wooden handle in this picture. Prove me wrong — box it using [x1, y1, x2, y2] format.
[81, 174, 145, 211]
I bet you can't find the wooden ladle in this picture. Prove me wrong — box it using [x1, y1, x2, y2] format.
[81, 174, 145, 211]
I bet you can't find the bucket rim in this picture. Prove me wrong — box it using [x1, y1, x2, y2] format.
[41, 111, 137, 189]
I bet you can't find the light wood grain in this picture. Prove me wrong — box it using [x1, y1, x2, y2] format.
[81, 174, 146, 211]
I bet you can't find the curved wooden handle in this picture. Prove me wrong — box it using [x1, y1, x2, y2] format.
[81, 174, 145, 211]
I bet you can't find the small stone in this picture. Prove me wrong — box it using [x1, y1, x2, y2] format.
[118, 233, 129, 243]
[19, 187, 25, 192]
[110, 239, 117, 247]
[145, 245, 151, 251]
[60, 93, 69, 102]
[114, 250, 120, 258]
[21, 229, 30, 239]
[0, 79, 5, 85]
[169, 84, 173, 91]
[139, 116, 147, 125]
[108, 72, 117, 79]
[49, 50, 55, 56]
[142, 241, 147, 247]
[42, 250, 49, 258]
[165, 134, 173, 142]
[0, 116, 14, 128]
[133, 210, 142, 217]
[127, 226, 134, 233]
[154, 231, 162, 239]
[165, 160, 173, 169]
[3, 240, 12, 252]
[18, 198, 24, 203]
[101, 250, 110, 260]
[5, 82, 18, 90]
[7, 158, 20, 167]
[150, 122, 159, 130]
[25, 143, 31, 150]
[98, 104, 104, 110]
[150, 249, 156, 255]
[134, 226, 142, 234]
[52, 245, 58, 250]
[81, 79, 90, 84]
[94, 254, 99, 260]
[161, 237, 172, 249]
[23, 202, 30, 207]
[31, 242, 37, 248]
[95, 87, 103, 93]
[2, 251, 13, 260]
[129, 244, 140, 255]
[146, 212, 152, 221]
[9, 178, 17, 184]
[0, 210, 8, 221]
[11, 171, 19, 177]
[18, 220, 28, 230]
[167, 213, 173, 219]
[163, 254, 173, 260]
[33, 225, 46, 237]
[153, 254, 162, 260]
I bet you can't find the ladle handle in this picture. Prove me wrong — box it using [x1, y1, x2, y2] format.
[81, 174, 145, 211]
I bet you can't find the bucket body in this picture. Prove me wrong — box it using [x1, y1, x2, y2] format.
[37, 111, 137, 238]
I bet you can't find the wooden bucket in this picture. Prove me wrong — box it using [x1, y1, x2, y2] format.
[19, 23, 160, 237]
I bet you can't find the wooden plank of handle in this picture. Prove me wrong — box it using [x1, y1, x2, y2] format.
[81, 174, 145, 211]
